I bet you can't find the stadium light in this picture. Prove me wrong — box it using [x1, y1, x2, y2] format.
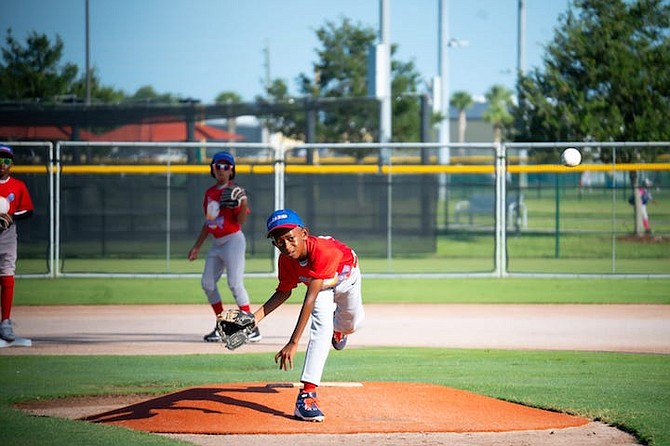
[447, 38, 469, 48]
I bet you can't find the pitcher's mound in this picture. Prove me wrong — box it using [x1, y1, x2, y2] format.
[83, 382, 588, 435]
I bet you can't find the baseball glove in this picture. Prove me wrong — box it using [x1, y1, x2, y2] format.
[220, 185, 246, 208]
[0, 213, 13, 231]
[215, 309, 256, 350]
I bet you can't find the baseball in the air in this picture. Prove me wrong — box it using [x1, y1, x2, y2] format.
[0, 197, 8, 214]
[561, 147, 582, 167]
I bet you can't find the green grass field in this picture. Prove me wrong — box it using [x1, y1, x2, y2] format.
[17, 232, 670, 275]
[2, 276, 669, 445]
[15, 185, 670, 276]
[1, 349, 669, 446]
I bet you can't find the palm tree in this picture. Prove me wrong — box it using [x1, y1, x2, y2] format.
[450, 91, 474, 144]
[482, 84, 514, 143]
[450, 91, 474, 159]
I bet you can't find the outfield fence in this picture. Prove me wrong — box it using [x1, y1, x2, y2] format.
[4, 140, 669, 279]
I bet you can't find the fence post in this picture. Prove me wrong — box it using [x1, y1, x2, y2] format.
[554, 173, 560, 258]
[496, 142, 507, 277]
[272, 141, 286, 275]
[55, 142, 62, 277]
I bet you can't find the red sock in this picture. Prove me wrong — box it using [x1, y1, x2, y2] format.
[212, 302, 224, 316]
[239, 304, 251, 312]
[1, 276, 15, 321]
[302, 382, 317, 393]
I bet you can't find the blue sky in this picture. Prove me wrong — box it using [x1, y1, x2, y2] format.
[2, 0, 570, 104]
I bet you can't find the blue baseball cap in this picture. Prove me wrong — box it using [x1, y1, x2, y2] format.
[211, 151, 235, 165]
[0, 145, 14, 159]
[266, 209, 304, 237]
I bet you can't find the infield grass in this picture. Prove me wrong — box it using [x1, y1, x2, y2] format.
[5, 276, 670, 445]
[17, 189, 670, 276]
[1, 349, 669, 446]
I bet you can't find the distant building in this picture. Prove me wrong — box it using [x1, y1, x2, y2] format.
[456, 102, 494, 143]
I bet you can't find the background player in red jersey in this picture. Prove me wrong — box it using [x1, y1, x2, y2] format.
[0, 145, 34, 343]
[253, 209, 365, 422]
[187, 151, 260, 343]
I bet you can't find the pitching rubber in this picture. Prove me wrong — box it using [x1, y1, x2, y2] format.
[0, 337, 32, 348]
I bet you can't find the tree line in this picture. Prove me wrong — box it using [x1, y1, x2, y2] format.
[1, 0, 669, 236]
[3, 0, 667, 145]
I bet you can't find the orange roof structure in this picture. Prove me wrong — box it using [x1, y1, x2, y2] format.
[0, 125, 94, 140]
[88, 122, 244, 142]
[0, 122, 243, 142]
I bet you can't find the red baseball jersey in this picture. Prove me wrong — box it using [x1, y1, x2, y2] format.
[202, 182, 247, 238]
[0, 176, 34, 216]
[276, 235, 357, 292]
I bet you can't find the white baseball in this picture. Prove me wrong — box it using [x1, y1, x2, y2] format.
[0, 197, 9, 214]
[561, 147, 582, 167]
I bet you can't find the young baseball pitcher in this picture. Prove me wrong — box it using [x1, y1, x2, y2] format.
[187, 151, 261, 343]
[0, 145, 34, 343]
[254, 208, 365, 422]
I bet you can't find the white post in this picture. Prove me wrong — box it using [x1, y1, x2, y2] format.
[438, 0, 450, 204]
[496, 142, 507, 277]
[517, 0, 527, 190]
[379, 0, 393, 267]
[272, 141, 285, 274]
[54, 143, 61, 277]
[438, 0, 450, 165]
[379, 0, 392, 159]
[85, 0, 91, 106]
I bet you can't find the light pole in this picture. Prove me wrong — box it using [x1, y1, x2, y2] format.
[517, 0, 528, 192]
[436, 0, 468, 205]
[85, 0, 91, 105]
[517, 0, 526, 78]
[437, 35, 470, 159]
[438, 0, 449, 167]
[379, 0, 392, 162]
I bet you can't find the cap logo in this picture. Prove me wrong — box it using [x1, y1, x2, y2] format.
[268, 213, 289, 225]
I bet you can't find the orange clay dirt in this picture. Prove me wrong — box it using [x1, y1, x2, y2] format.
[81, 382, 589, 434]
[9, 304, 661, 445]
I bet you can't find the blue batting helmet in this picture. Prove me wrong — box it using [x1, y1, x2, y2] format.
[210, 151, 236, 179]
[0, 145, 14, 159]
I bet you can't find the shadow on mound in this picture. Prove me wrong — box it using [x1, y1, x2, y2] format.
[83, 382, 589, 435]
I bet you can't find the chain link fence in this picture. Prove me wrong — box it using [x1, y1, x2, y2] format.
[3, 140, 668, 278]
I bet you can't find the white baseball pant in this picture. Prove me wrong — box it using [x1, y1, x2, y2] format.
[300, 265, 365, 386]
[201, 230, 250, 308]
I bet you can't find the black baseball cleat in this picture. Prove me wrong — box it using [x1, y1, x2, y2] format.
[248, 327, 262, 342]
[203, 326, 222, 342]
